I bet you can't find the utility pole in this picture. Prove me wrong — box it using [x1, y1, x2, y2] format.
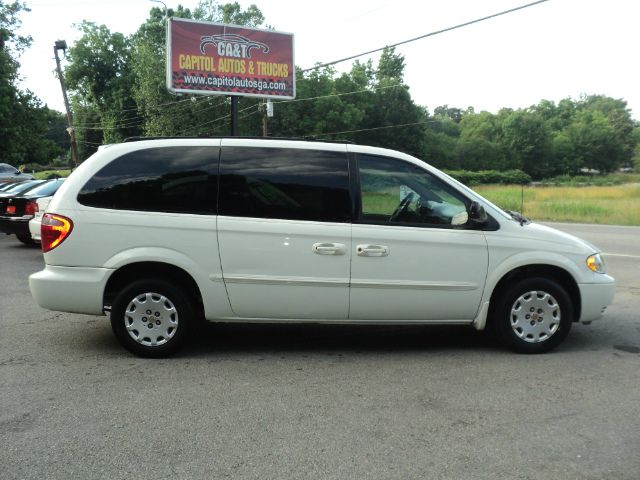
[53, 40, 79, 168]
[261, 100, 273, 137]
[230, 96, 239, 136]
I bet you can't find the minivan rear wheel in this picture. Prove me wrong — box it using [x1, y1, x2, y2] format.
[493, 277, 573, 354]
[111, 278, 193, 357]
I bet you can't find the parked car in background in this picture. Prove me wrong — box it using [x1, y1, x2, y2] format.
[0, 179, 65, 244]
[29, 138, 615, 357]
[28, 195, 54, 242]
[0, 179, 45, 198]
[0, 163, 34, 182]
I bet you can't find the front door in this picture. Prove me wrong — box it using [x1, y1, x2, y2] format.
[349, 153, 489, 321]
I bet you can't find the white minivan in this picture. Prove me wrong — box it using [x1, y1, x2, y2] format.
[29, 138, 615, 357]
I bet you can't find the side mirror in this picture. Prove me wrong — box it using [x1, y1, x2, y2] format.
[468, 201, 488, 225]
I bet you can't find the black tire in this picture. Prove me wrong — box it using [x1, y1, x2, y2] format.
[492, 277, 573, 354]
[16, 233, 34, 245]
[111, 278, 193, 357]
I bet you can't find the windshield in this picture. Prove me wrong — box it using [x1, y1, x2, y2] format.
[0, 163, 18, 174]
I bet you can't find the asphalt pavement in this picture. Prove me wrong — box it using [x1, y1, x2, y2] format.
[1, 223, 639, 480]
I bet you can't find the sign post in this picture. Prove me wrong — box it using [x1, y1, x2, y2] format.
[166, 18, 295, 135]
[230, 95, 238, 136]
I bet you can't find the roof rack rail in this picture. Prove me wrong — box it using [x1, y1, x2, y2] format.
[123, 136, 354, 145]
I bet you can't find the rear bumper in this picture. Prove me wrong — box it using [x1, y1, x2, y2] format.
[0, 216, 31, 236]
[29, 265, 113, 315]
[578, 278, 616, 323]
[29, 217, 41, 241]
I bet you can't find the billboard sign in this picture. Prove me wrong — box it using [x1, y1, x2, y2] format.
[167, 18, 295, 99]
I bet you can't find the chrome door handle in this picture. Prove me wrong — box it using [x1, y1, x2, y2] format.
[312, 242, 346, 255]
[356, 244, 390, 257]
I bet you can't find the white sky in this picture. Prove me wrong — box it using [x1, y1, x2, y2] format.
[16, 0, 640, 119]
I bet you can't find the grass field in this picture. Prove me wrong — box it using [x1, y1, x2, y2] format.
[475, 183, 640, 226]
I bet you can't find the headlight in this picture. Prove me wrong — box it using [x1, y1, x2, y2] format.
[586, 253, 606, 274]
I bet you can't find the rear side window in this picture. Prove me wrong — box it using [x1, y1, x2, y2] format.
[78, 147, 218, 214]
[219, 147, 350, 222]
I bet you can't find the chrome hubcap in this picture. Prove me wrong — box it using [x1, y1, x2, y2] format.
[510, 290, 560, 343]
[124, 292, 178, 347]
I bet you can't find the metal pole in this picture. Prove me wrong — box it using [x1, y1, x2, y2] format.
[54, 43, 79, 167]
[261, 102, 268, 137]
[230, 96, 238, 136]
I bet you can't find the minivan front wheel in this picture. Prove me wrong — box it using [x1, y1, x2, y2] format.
[111, 279, 193, 357]
[493, 277, 573, 353]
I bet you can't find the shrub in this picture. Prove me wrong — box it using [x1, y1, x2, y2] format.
[444, 169, 532, 186]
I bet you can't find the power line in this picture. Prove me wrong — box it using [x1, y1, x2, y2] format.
[75, 96, 216, 127]
[76, 95, 213, 124]
[276, 82, 404, 105]
[74, 82, 407, 132]
[301, 0, 550, 72]
[314, 120, 438, 138]
[78, 83, 405, 130]
[74, 96, 229, 130]
[186, 102, 257, 135]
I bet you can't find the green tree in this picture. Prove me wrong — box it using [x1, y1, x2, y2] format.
[459, 111, 502, 143]
[632, 127, 640, 170]
[0, 1, 30, 164]
[500, 110, 554, 178]
[1, 1, 67, 165]
[422, 130, 457, 169]
[269, 65, 365, 138]
[579, 95, 636, 169]
[566, 109, 623, 173]
[353, 47, 427, 157]
[194, 0, 264, 26]
[65, 21, 140, 153]
[434, 105, 465, 124]
[454, 137, 508, 171]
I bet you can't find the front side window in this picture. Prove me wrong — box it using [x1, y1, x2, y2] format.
[219, 147, 350, 222]
[357, 154, 469, 227]
[77, 147, 218, 214]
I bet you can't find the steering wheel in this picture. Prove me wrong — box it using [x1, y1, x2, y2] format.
[389, 192, 415, 222]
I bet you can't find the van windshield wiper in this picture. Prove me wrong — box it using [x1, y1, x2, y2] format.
[507, 210, 530, 226]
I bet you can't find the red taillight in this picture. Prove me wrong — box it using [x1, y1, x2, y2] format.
[6, 205, 16, 214]
[41, 213, 73, 253]
[25, 201, 38, 216]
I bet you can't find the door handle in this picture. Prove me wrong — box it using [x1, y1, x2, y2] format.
[312, 242, 346, 255]
[356, 244, 390, 257]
